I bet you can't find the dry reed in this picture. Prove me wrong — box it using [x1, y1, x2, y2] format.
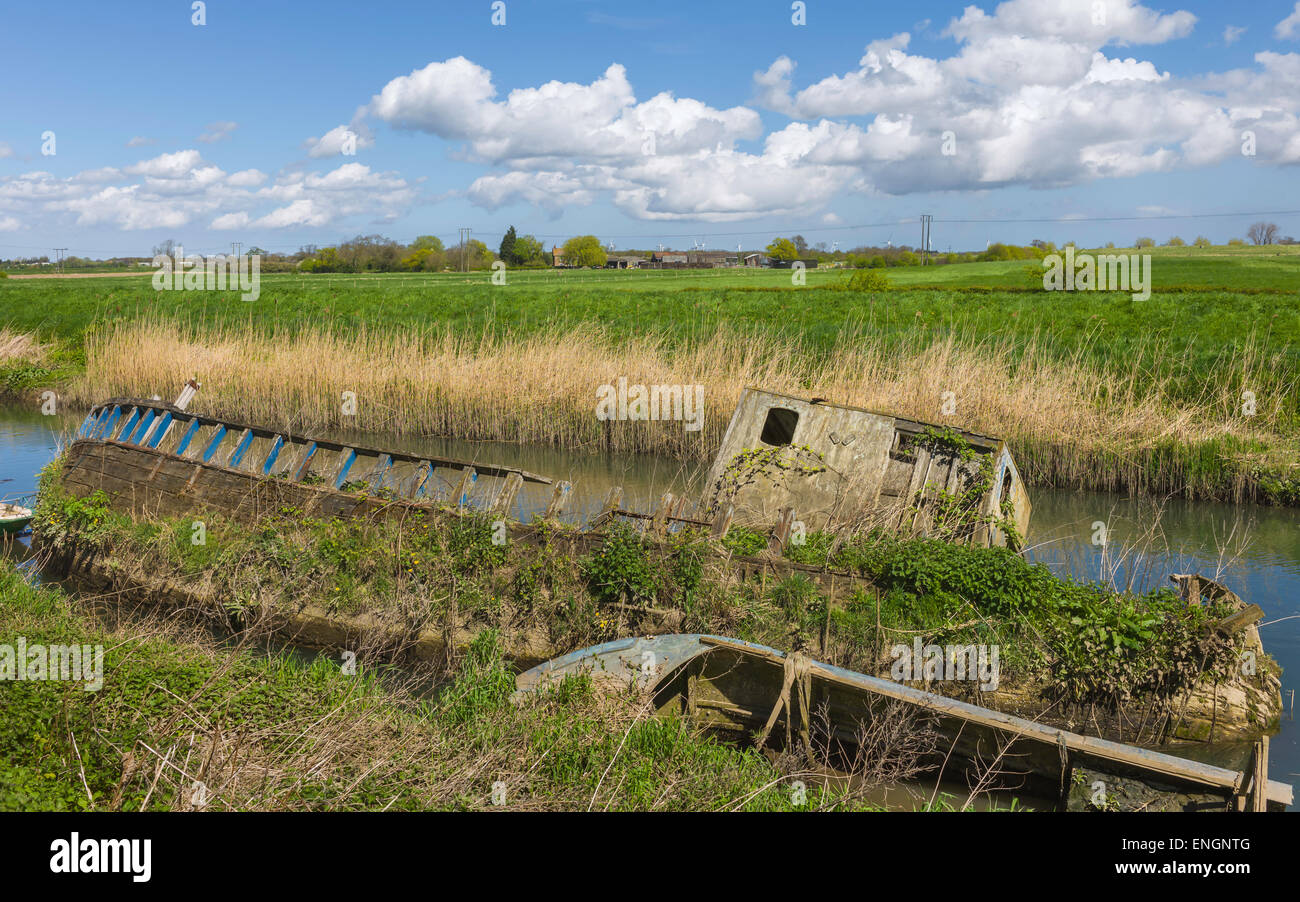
[69, 318, 1295, 495]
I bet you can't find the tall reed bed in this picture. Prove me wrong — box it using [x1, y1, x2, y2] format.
[71, 318, 1296, 499]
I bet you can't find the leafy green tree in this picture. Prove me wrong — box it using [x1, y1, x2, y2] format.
[561, 235, 607, 267]
[409, 235, 444, 253]
[1135, 237, 1155, 248]
[1193, 236, 1211, 248]
[514, 234, 545, 266]
[765, 237, 798, 261]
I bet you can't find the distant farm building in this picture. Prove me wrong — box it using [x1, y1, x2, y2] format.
[769, 258, 820, 269]
[605, 255, 644, 269]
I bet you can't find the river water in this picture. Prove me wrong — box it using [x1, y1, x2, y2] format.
[3, 408, 1296, 807]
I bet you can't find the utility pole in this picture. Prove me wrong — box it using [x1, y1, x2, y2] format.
[920, 214, 932, 265]
[231, 242, 242, 259]
[458, 227, 472, 272]
[54, 248, 68, 274]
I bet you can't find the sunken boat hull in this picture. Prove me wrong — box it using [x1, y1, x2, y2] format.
[61, 398, 552, 525]
[516, 634, 1291, 811]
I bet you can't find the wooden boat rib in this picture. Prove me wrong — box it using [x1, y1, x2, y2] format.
[514, 634, 1293, 811]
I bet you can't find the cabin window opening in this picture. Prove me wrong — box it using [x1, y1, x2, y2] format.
[759, 407, 799, 446]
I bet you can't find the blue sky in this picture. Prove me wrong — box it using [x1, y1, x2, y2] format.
[2, 0, 1300, 257]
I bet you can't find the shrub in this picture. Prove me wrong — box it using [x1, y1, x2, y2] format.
[844, 269, 891, 292]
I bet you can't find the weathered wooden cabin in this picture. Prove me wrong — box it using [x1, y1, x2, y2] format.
[702, 388, 1031, 548]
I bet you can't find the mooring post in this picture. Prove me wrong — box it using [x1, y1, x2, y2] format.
[544, 481, 573, 519]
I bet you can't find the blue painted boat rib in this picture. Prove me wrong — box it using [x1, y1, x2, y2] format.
[262, 436, 285, 475]
[116, 408, 141, 442]
[144, 412, 173, 448]
[368, 453, 392, 491]
[333, 448, 356, 488]
[76, 411, 99, 439]
[129, 410, 157, 444]
[200, 425, 228, 463]
[174, 419, 202, 456]
[227, 429, 254, 468]
[93, 405, 122, 440]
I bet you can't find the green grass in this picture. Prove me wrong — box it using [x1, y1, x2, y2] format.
[4, 250, 1297, 394]
[0, 559, 915, 811]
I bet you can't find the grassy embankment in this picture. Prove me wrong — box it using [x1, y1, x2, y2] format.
[32, 459, 1257, 734]
[4, 558, 892, 812]
[2, 245, 1298, 502]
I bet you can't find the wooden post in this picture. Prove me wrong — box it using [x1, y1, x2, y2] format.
[768, 506, 795, 553]
[591, 485, 623, 529]
[544, 481, 573, 519]
[710, 503, 734, 539]
[491, 472, 524, 516]
[1252, 737, 1269, 812]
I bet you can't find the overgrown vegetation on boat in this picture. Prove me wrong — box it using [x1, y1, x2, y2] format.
[34, 466, 1278, 744]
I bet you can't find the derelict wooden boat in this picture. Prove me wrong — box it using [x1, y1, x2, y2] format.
[64, 396, 551, 525]
[703, 388, 1031, 548]
[514, 634, 1292, 811]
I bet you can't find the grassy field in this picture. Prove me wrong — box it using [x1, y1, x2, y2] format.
[2, 245, 1298, 501]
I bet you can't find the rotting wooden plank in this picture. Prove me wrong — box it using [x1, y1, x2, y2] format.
[710, 503, 734, 539]
[492, 472, 524, 516]
[897, 446, 931, 533]
[650, 493, 674, 537]
[1216, 604, 1264, 635]
[544, 481, 572, 519]
[455, 466, 478, 508]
